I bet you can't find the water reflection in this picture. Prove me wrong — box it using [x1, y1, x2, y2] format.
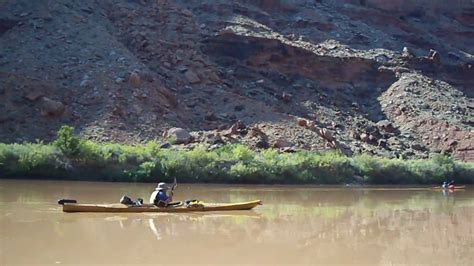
[148, 218, 161, 240]
[0, 180, 472, 265]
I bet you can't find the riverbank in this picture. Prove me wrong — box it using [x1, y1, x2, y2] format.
[0, 127, 473, 184]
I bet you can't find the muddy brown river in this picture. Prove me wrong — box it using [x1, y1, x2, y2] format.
[0, 180, 473, 265]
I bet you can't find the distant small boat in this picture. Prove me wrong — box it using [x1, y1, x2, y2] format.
[430, 186, 466, 190]
[58, 199, 262, 213]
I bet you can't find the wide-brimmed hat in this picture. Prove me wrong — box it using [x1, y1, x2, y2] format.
[156, 182, 169, 191]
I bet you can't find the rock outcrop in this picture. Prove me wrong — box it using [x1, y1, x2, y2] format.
[0, 0, 472, 161]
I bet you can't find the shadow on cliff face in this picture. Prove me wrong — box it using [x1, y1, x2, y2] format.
[201, 33, 397, 123]
[0, 18, 17, 37]
[407, 60, 474, 98]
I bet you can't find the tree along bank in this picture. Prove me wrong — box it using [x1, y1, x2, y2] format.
[0, 126, 472, 184]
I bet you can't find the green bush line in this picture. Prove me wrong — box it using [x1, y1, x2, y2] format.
[0, 126, 473, 184]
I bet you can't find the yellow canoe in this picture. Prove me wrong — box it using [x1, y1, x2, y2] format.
[61, 200, 262, 213]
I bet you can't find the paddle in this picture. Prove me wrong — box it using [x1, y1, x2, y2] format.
[170, 177, 177, 198]
[161, 177, 179, 206]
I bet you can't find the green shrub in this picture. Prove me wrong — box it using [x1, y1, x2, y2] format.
[0, 143, 68, 178]
[352, 155, 406, 184]
[454, 161, 474, 183]
[53, 125, 80, 156]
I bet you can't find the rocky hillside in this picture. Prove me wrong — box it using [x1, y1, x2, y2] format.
[0, 0, 472, 161]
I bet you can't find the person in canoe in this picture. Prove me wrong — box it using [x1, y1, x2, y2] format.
[149, 178, 177, 207]
[442, 180, 455, 189]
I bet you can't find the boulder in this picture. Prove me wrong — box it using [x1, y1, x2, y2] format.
[378, 139, 387, 147]
[273, 138, 293, 148]
[307, 121, 318, 131]
[253, 136, 269, 149]
[159, 88, 178, 108]
[164, 127, 193, 144]
[249, 126, 267, 138]
[360, 133, 369, 142]
[297, 118, 308, 127]
[204, 111, 217, 121]
[40, 97, 65, 117]
[376, 120, 395, 133]
[387, 137, 401, 146]
[368, 134, 376, 142]
[206, 133, 225, 145]
[129, 72, 141, 88]
[184, 70, 200, 84]
[329, 121, 340, 129]
[234, 120, 246, 130]
[351, 131, 360, 140]
[223, 120, 245, 137]
[447, 140, 458, 147]
[410, 143, 423, 151]
[320, 128, 335, 142]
